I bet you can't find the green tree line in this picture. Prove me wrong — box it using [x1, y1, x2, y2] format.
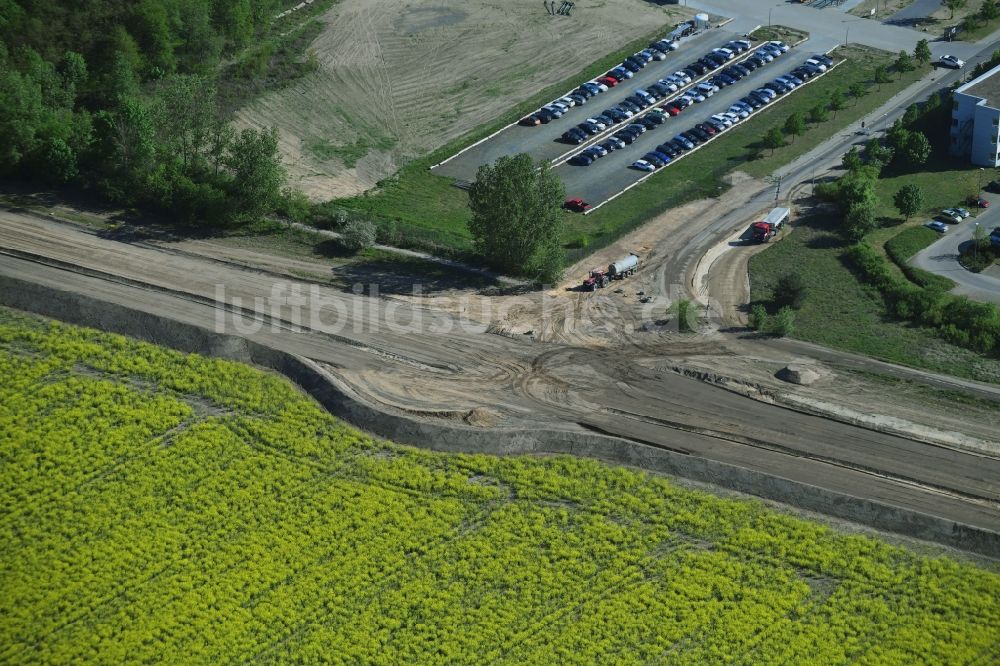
[0, 1, 292, 225]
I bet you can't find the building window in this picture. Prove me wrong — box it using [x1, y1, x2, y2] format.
[952, 118, 959, 126]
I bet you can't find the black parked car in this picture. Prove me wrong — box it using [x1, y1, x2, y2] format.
[562, 128, 586, 144]
[681, 130, 703, 145]
[689, 127, 711, 142]
[656, 143, 680, 157]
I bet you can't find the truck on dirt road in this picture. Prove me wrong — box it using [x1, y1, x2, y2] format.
[583, 253, 640, 291]
[751, 207, 789, 243]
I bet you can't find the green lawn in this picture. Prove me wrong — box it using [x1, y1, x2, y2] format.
[748, 214, 1000, 383]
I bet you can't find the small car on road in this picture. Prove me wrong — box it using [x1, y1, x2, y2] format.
[926, 220, 948, 233]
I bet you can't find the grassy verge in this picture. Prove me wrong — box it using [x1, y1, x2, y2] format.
[567, 45, 924, 260]
[849, 0, 915, 19]
[747, 25, 808, 44]
[749, 214, 1000, 383]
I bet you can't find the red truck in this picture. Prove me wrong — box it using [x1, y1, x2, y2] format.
[583, 268, 610, 291]
[751, 207, 790, 243]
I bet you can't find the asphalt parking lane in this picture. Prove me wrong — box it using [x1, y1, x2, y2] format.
[431, 29, 738, 180]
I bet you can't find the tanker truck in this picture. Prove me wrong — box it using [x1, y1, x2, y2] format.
[608, 253, 640, 279]
[581, 253, 640, 291]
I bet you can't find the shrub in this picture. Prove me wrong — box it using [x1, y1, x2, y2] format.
[774, 273, 807, 309]
[674, 299, 696, 332]
[340, 217, 377, 252]
[749, 303, 768, 331]
[770, 307, 796, 337]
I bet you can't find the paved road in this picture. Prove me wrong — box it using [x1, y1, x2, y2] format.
[887, 0, 942, 25]
[912, 207, 1000, 305]
[2, 212, 999, 540]
[432, 29, 732, 180]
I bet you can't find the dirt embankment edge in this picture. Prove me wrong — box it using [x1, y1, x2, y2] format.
[2, 274, 997, 558]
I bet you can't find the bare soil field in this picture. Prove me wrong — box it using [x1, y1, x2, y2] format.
[237, 0, 692, 200]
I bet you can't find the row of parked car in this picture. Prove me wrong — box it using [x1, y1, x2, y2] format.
[566, 41, 803, 168]
[560, 39, 767, 147]
[520, 36, 681, 127]
[615, 52, 837, 173]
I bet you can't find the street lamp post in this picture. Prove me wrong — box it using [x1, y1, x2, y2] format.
[979, 167, 986, 194]
[974, 223, 980, 264]
[845, 25, 850, 46]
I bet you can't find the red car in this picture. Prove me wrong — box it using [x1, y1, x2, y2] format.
[969, 196, 990, 208]
[564, 198, 591, 213]
[598, 76, 618, 88]
[664, 104, 682, 116]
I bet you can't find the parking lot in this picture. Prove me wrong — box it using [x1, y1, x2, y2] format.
[431, 28, 733, 180]
[557, 41, 822, 206]
[432, 24, 837, 210]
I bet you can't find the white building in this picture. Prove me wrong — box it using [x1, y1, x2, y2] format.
[951, 63, 1000, 167]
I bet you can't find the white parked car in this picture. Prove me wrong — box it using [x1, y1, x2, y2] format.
[769, 40, 789, 53]
[711, 114, 733, 128]
[729, 104, 750, 119]
[558, 96, 576, 108]
[695, 82, 716, 97]
[672, 71, 692, 84]
[940, 55, 965, 69]
[631, 159, 655, 172]
[592, 80, 609, 92]
[805, 58, 828, 72]
[586, 118, 607, 130]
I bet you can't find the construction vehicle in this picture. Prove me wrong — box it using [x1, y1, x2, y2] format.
[751, 207, 790, 243]
[608, 253, 640, 278]
[583, 268, 610, 291]
[582, 253, 640, 291]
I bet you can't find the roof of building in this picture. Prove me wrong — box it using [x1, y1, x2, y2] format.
[959, 63, 1000, 110]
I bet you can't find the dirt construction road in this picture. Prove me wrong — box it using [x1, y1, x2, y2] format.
[2, 211, 999, 544]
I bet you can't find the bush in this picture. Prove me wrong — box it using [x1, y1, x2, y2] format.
[770, 307, 796, 337]
[340, 217, 377, 253]
[749, 303, 768, 331]
[845, 242, 1000, 354]
[674, 299, 696, 332]
[774, 273, 807, 309]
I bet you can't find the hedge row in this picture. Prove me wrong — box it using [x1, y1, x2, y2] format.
[845, 243, 1000, 354]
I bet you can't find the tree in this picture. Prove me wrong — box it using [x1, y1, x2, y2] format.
[945, 0, 967, 19]
[886, 119, 911, 153]
[223, 126, 284, 225]
[866, 139, 894, 171]
[914, 39, 932, 65]
[873, 65, 891, 90]
[774, 273, 807, 309]
[845, 201, 878, 242]
[902, 131, 932, 166]
[842, 147, 864, 172]
[829, 89, 846, 118]
[894, 50, 913, 75]
[783, 112, 805, 143]
[848, 81, 867, 105]
[468, 153, 565, 282]
[893, 184, 924, 221]
[763, 127, 784, 154]
[981, 0, 1000, 21]
[808, 104, 829, 124]
[155, 74, 217, 171]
